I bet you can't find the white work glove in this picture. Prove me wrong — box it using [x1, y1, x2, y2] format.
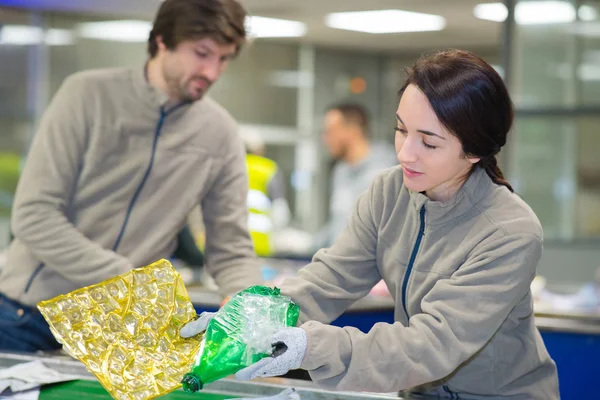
[235, 327, 308, 381]
[180, 312, 216, 338]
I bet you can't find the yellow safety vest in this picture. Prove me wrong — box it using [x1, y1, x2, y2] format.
[246, 153, 278, 257]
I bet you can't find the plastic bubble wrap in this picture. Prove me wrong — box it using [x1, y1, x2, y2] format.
[37, 259, 202, 400]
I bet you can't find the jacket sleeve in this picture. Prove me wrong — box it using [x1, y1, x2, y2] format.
[201, 134, 262, 296]
[11, 75, 133, 286]
[297, 232, 542, 392]
[281, 178, 383, 325]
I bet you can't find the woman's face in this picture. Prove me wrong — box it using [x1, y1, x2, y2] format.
[395, 84, 480, 202]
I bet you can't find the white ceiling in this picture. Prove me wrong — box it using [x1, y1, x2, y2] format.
[240, 0, 503, 53]
[1, 0, 504, 53]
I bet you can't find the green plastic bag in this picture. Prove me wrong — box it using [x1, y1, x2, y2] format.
[181, 286, 300, 392]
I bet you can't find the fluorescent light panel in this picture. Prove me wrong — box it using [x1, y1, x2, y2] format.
[517, 1, 576, 24]
[0, 25, 73, 45]
[0, 25, 43, 45]
[246, 16, 306, 38]
[578, 5, 598, 22]
[474, 1, 578, 25]
[76, 17, 306, 41]
[45, 29, 75, 45]
[473, 3, 508, 22]
[326, 9, 446, 33]
[77, 20, 152, 42]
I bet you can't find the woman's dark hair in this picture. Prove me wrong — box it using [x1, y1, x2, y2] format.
[399, 49, 514, 192]
[148, 0, 247, 58]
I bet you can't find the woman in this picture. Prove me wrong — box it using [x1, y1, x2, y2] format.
[182, 50, 560, 399]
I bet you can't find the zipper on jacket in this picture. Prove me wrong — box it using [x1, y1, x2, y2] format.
[22, 103, 187, 295]
[443, 385, 460, 399]
[401, 206, 426, 318]
[24, 262, 45, 293]
[112, 106, 166, 251]
[112, 103, 185, 252]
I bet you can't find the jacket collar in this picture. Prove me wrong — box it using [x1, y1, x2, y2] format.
[409, 167, 493, 226]
[131, 63, 172, 108]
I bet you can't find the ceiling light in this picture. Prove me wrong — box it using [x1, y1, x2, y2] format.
[0, 25, 44, 45]
[518, 1, 576, 24]
[473, 3, 508, 22]
[77, 20, 152, 42]
[45, 29, 74, 46]
[325, 10, 446, 34]
[474, 1, 576, 25]
[0, 25, 73, 46]
[246, 16, 306, 38]
[578, 5, 598, 22]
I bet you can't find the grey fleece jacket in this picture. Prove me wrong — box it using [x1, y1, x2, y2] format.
[281, 166, 559, 399]
[0, 67, 261, 306]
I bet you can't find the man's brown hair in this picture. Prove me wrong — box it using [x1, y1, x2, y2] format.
[148, 0, 247, 58]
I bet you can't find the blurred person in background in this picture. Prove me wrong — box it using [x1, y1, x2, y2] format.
[242, 129, 291, 257]
[0, 0, 262, 353]
[313, 103, 397, 250]
[180, 129, 292, 261]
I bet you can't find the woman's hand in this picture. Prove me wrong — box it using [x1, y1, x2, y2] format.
[235, 327, 308, 380]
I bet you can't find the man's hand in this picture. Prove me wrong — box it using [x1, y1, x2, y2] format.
[235, 327, 308, 380]
[180, 294, 230, 338]
[180, 312, 216, 338]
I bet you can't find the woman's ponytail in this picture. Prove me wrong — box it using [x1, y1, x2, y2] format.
[480, 156, 513, 192]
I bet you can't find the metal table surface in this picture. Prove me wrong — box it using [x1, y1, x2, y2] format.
[0, 352, 404, 400]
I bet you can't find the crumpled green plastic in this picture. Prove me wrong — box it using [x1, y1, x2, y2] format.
[181, 286, 300, 392]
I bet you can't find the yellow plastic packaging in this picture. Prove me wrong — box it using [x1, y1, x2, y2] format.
[37, 259, 202, 400]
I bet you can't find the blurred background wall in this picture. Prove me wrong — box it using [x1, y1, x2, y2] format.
[1, 0, 600, 284]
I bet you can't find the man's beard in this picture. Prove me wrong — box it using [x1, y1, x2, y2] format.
[163, 68, 211, 102]
[178, 77, 212, 102]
